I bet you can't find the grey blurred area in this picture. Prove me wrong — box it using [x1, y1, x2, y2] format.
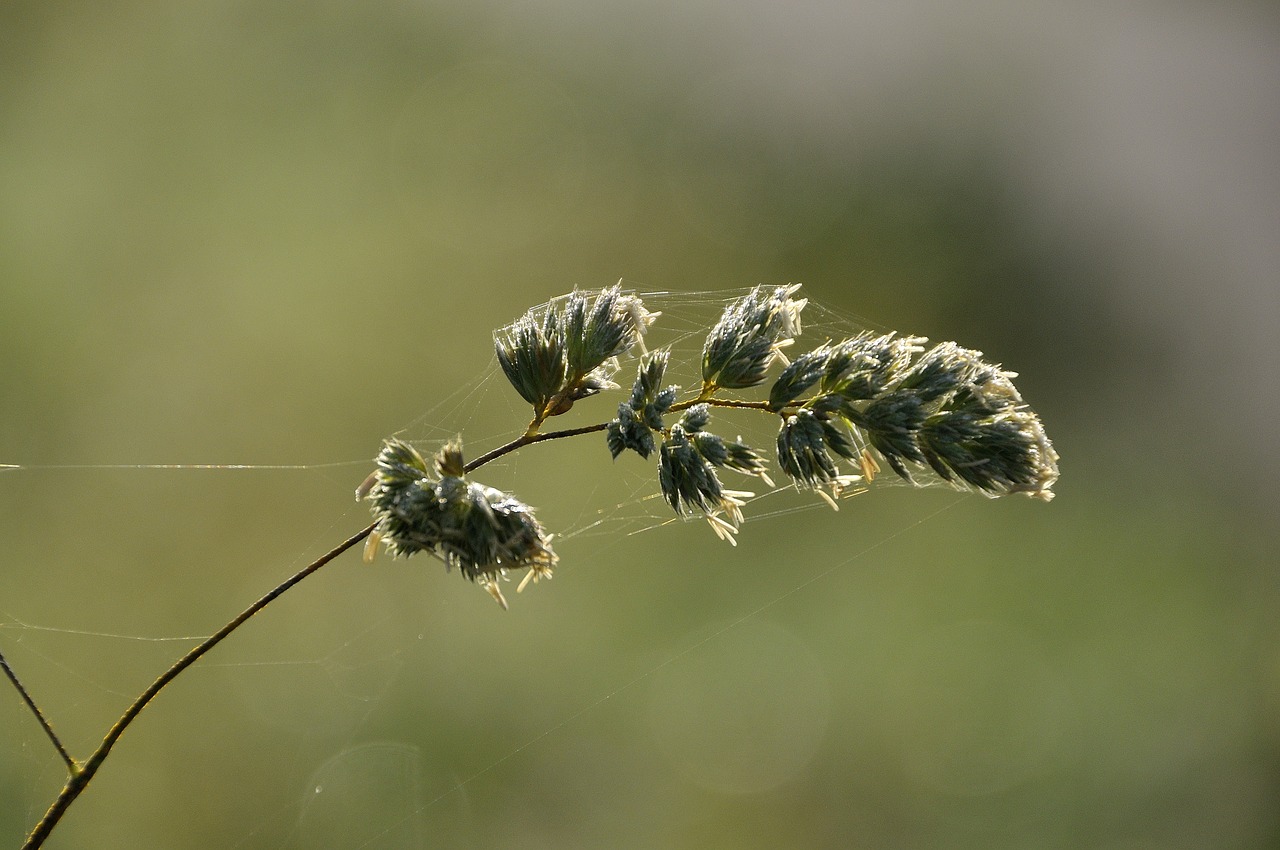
[2, 2, 1276, 849]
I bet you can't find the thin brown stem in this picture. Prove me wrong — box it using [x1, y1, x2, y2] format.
[471, 396, 785, 472]
[21, 394, 788, 847]
[21, 523, 375, 850]
[1, 650, 77, 774]
[465, 422, 611, 472]
[671, 397, 780, 414]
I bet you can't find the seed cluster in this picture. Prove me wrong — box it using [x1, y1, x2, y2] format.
[361, 438, 556, 609]
[771, 333, 1058, 499]
[494, 284, 657, 426]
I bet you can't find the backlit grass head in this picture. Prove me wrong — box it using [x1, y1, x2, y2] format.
[366, 284, 1058, 607]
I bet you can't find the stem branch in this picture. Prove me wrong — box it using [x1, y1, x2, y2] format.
[672, 397, 779, 414]
[1, 650, 77, 774]
[470, 395, 785, 471]
[465, 422, 610, 471]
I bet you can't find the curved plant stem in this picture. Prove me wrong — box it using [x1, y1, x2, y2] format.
[20, 523, 375, 850]
[19, 397, 779, 848]
[465, 422, 611, 471]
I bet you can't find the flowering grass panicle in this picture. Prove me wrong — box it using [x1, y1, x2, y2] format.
[371, 283, 1057, 606]
[7, 282, 1061, 850]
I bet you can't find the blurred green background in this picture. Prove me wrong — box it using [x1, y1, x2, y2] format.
[2, 2, 1277, 848]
